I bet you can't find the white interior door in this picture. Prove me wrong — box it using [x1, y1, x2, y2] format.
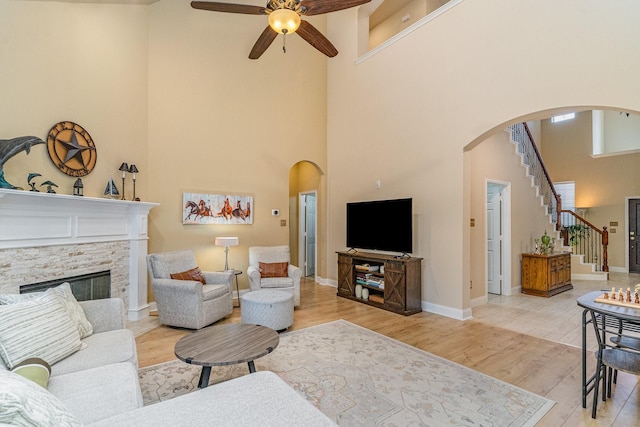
[299, 192, 316, 277]
[487, 184, 503, 295]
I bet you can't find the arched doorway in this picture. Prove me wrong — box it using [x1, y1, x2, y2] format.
[289, 161, 323, 278]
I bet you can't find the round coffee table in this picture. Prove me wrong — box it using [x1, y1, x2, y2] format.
[174, 323, 279, 388]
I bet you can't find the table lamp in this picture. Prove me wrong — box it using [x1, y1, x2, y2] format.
[215, 237, 239, 271]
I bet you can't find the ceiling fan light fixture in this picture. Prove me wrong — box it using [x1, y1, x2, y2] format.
[268, 8, 301, 34]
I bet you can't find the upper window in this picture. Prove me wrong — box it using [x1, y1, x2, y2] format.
[551, 113, 575, 123]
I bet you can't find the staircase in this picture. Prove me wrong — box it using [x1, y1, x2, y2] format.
[507, 123, 608, 281]
[570, 250, 607, 280]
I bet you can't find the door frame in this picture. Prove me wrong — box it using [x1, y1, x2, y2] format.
[485, 179, 512, 296]
[298, 190, 317, 278]
[624, 196, 640, 272]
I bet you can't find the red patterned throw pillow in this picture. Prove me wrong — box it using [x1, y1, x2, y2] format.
[259, 262, 289, 278]
[170, 267, 206, 284]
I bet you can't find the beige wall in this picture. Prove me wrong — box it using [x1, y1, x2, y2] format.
[541, 111, 640, 269]
[0, 1, 149, 199]
[327, 0, 640, 318]
[145, 1, 328, 296]
[3, 0, 640, 317]
[469, 130, 557, 302]
[1, 0, 328, 300]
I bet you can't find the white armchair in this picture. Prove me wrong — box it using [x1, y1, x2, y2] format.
[147, 250, 233, 329]
[247, 246, 301, 307]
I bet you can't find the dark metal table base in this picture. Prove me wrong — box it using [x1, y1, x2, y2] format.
[197, 361, 257, 388]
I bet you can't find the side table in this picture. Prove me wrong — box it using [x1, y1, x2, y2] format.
[228, 269, 242, 307]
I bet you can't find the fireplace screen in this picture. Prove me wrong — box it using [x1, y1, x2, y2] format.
[20, 271, 111, 301]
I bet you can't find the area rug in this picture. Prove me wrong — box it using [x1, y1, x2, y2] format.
[139, 320, 554, 426]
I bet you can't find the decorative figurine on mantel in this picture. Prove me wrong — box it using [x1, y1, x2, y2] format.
[0, 136, 45, 189]
[103, 177, 120, 199]
[27, 173, 41, 191]
[40, 180, 58, 193]
[73, 178, 84, 196]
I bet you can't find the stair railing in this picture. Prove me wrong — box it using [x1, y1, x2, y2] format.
[508, 123, 562, 226]
[560, 211, 609, 272]
[509, 122, 609, 272]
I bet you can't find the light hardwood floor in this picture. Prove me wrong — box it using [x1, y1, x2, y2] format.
[134, 275, 640, 426]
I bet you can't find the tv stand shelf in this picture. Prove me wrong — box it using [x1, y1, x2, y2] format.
[337, 251, 422, 316]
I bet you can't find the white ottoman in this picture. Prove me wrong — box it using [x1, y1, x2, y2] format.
[241, 289, 294, 331]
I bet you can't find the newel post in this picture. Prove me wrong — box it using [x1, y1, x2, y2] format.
[602, 226, 609, 273]
[556, 194, 562, 231]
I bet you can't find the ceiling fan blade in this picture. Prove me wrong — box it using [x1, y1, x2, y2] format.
[296, 20, 338, 58]
[191, 1, 267, 15]
[249, 26, 278, 59]
[301, 0, 371, 16]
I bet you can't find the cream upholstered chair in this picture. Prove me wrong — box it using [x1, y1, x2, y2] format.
[247, 246, 301, 307]
[147, 250, 233, 329]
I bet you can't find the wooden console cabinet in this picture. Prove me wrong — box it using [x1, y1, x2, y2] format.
[337, 251, 422, 315]
[521, 252, 572, 297]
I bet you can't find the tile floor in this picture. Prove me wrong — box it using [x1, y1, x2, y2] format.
[472, 272, 640, 351]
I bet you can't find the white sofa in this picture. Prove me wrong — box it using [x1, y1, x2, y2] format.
[0, 296, 335, 426]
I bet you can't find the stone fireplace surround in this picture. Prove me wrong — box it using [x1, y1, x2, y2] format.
[0, 188, 157, 320]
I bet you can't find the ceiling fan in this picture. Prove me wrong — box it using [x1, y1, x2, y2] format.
[191, 0, 372, 59]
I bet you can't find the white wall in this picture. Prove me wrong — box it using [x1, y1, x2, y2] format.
[603, 110, 640, 154]
[326, 0, 640, 318]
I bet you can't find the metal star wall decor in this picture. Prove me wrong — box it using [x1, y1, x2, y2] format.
[46, 121, 97, 177]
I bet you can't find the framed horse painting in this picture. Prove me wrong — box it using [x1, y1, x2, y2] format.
[183, 192, 253, 225]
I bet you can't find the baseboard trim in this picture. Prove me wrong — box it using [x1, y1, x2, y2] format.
[316, 276, 337, 287]
[423, 301, 471, 321]
[572, 273, 609, 280]
[470, 295, 488, 308]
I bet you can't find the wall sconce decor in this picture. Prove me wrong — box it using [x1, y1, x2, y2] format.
[73, 178, 83, 196]
[118, 162, 129, 200]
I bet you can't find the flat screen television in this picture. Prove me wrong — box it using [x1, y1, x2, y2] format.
[346, 198, 412, 254]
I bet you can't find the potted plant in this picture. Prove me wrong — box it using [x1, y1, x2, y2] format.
[566, 224, 590, 247]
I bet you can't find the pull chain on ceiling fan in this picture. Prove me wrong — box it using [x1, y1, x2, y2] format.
[191, 0, 372, 59]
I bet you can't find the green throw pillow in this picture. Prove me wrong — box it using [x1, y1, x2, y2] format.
[11, 357, 52, 389]
[0, 368, 81, 426]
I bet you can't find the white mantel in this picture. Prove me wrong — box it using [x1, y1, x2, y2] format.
[0, 188, 158, 320]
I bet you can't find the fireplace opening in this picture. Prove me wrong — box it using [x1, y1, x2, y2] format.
[20, 271, 111, 301]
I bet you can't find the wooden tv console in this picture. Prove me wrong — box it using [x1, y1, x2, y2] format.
[337, 251, 422, 316]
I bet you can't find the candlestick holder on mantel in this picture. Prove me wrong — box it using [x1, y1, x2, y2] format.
[128, 164, 138, 201]
[118, 162, 129, 201]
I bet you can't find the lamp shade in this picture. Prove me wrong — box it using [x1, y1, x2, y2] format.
[118, 162, 129, 172]
[268, 8, 301, 34]
[215, 237, 239, 247]
[128, 164, 139, 173]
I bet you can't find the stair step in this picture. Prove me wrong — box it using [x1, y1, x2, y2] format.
[572, 271, 609, 281]
[570, 253, 608, 280]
